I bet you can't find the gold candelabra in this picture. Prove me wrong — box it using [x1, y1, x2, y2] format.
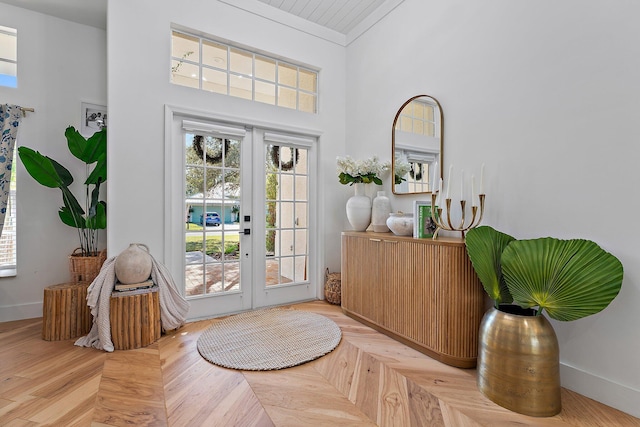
[430, 192, 485, 239]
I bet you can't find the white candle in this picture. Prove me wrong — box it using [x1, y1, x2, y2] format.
[480, 163, 485, 194]
[471, 175, 477, 207]
[438, 178, 443, 206]
[460, 169, 464, 200]
[446, 165, 453, 199]
[431, 161, 438, 192]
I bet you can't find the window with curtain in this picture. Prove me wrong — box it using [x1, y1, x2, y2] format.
[0, 149, 16, 274]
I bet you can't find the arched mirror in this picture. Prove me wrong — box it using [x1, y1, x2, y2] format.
[392, 95, 443, 195]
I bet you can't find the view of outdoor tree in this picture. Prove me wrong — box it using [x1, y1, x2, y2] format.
[185, 135, 241, 198]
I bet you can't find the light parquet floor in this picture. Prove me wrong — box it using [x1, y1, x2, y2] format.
[1, 301, 638, 426]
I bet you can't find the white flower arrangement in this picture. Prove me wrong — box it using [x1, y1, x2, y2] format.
[336, 155, 391, 185]
[394, 157, 411, 184]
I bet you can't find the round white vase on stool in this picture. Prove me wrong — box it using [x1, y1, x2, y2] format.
[346, 183, 371, 231]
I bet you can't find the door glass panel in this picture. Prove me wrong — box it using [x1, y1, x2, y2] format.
[185, 133, 241, 298]
[264, 144, 309, 287]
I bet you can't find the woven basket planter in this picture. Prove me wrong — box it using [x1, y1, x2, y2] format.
[69, 248, 106, 283]
[324, 268, 341, 305]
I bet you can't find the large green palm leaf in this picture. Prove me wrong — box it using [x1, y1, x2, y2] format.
[501, 238, 623, 321]
[465, 226, 515, 306]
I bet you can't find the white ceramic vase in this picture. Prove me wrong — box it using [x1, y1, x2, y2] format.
[386, 212, 414, 236]
[371, 191, 391, 232]
[346, 183, 371, 231]
[115, 243, 153, 284]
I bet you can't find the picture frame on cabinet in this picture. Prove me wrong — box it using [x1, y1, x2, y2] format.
[413, 200, 437, 238]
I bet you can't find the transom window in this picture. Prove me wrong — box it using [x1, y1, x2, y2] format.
[0, 25, 17, 88]
[171, 30, 318, 113]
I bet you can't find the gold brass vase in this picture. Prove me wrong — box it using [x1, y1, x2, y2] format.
[477, 305, 561, 417]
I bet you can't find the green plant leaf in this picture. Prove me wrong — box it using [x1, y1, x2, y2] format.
[59, 206, 86, 228]
[502, 238, 623, 321]
[86, 201, 106, 230]
[65, 126, 88, 161]
[84, 127, 107, 163]
[465, 226, 515, 305]
[48, 158, 74, 187]
[85, 153, 106, 185]
[17, 147, 62, 188]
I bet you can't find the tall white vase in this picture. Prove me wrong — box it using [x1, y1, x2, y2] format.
[346, 183, 371, 231]
[371, 191, 391, 232]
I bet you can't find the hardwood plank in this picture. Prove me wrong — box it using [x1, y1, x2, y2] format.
[0, 302, 638, 426]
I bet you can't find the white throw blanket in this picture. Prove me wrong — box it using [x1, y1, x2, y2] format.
[75, 255, 190, 352]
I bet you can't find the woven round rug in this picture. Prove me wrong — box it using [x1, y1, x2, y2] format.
[197, 308, 342, 371]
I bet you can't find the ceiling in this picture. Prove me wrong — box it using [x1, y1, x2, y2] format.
[0, 0, 403, 44]
[0, 0, 107, 30]
[255, 0, 389, 35]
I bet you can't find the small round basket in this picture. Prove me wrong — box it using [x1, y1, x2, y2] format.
[324, 268, 341, 305]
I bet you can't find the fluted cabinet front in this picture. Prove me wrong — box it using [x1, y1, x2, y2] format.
[341, 231, 485, 368]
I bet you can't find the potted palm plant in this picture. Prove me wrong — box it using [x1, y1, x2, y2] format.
[18, 126, 107, 282]
[465, 226, 623, 417]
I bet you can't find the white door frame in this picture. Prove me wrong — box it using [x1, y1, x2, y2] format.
[164, 105, 323, 321]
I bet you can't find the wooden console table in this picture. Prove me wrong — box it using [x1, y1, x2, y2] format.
[341, 231, 485, 368]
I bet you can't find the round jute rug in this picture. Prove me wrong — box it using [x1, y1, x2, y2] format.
[197, 308, 342, 371]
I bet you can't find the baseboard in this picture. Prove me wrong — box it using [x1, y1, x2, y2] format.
[0, 302, 42, 322]
[561, 363, 640, 418]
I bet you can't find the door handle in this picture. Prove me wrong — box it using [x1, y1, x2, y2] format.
[239, 228, 251, 235]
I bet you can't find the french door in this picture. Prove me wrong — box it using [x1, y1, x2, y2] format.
[166, 109, 317, 320]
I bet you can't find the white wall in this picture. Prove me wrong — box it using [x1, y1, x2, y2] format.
[0, 4, 106, 321]
[106, 0, 346, 287]
[346, 0, 640, 417]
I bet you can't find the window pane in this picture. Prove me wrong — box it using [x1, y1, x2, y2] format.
[202, 68, 227, 94]
[294, 148, 307, 174]
[280, 175, 294, 200]
[277, 86, 296, 109]
[204, 137, 224, 167]
[278, 63, 296, 87]
[413, 102, 424, 119]
[299, 69, 316, 92]
[281, 202, 294, 228]
[295, 176, 308, 201]
[255, 56, 275, 81]
[230, 48, 252, 76]
[400, 116, 412, 132]
[172, 32, 200, 63]
[0, 62, 17, 88]
[424, 105, 434, 121]
[0, 32, 17, 61]
[299, 92, 316, 113]
[171, 60, 199, 89]
[413, 119, 424, 135]
[202, 40, 227, 69]
[225, 139, 241, 169]
[295, 203, 307, 227]
[186, 166, 205, 195]
[230, 74, 252, 100]
[255, 81, 275, 105]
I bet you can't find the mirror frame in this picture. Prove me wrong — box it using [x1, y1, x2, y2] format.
[391, 94, 444, 195]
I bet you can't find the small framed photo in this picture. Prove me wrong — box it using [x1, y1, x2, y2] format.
[413, 200, 438, 238]
[81, 102, 107, 136]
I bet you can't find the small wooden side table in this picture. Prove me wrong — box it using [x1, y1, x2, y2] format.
[42, 282, 92, 341]
[109, 286, 161, 350]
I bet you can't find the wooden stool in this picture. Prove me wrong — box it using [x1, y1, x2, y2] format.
[109, 286, 161, 350]
[42, 282, 92, 341]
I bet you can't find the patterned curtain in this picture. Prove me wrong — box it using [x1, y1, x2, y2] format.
[0, 104, 22, 238]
